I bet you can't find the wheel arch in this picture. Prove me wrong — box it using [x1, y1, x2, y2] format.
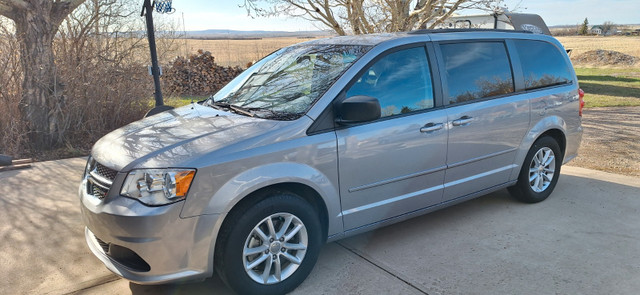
[218, 182, 330, 244]
[510, 116, 568, 181]
[538, 128, 566, 155]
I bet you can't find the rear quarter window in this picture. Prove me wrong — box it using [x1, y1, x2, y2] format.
[513, 39, 573, 90]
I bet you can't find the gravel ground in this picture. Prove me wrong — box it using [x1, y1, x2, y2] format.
[567, 106, 640, 176]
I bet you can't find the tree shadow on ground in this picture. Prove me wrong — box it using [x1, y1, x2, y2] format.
[579, 82, 640, 98]
[578, 75, 640, 84]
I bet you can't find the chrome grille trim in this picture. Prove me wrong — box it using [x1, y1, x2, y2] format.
[85, 158, 119, 200]
[89, 170, 113, 187]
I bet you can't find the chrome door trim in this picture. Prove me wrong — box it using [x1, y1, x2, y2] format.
[444, 165, 516, 188]
[348, 165, 447, 193]
[343, 184, 444, 216]
[447, 147, 518, 169]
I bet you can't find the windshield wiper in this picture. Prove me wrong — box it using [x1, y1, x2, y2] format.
[207, 100, 230, 110]
[208, 99, 300, 120]
[208, 100, 255, 117]
[245, 107, 303, 121]
[229, 104, 255, 117]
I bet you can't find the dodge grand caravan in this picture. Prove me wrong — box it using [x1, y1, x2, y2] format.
[80, 29, 583, 294]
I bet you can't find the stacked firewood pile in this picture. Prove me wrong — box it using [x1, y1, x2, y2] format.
[163, 50, 244, 96]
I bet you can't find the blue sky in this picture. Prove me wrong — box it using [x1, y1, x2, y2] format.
[162, 0, 640, 31]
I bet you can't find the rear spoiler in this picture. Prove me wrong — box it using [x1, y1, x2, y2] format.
[503, 13, 551, 35]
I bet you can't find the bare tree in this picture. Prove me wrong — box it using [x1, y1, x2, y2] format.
[0, 0, 85, 149]
[242, 0, 500, 35]
[601, 21, 616, 36]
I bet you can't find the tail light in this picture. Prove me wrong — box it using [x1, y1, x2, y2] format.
[578, 88, 585, 117]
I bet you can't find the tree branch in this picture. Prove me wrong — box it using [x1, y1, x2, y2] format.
[427, 0, 465, 29]
[3, 0, 29, 10]
[0, 0, 28, 20]
[0, 3, 13, 17]
[51, 0, 87, 29]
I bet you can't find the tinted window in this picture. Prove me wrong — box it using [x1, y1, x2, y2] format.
[441, 42, 514, 104]
[346, 47, 434, 117]
[514, 40, 573, 90]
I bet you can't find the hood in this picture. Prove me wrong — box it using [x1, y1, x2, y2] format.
[91, 103, 281, 171]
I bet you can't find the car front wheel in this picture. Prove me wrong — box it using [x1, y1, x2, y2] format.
[215, 191, 322, 295]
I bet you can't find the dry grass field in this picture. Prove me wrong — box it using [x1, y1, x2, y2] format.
[181, 37, 327, 67]
[177, 35, 640, 68]
[557, 36, 640, 60]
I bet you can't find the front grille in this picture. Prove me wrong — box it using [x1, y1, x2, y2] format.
[95, 162, 118, 182]
[85, 159, 118, 200]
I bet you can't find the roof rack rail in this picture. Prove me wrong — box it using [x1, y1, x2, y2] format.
[408, 28, 534, 35]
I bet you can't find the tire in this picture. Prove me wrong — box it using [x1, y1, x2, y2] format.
[215, 191, 322, 295]
[509, 136, 563, 203]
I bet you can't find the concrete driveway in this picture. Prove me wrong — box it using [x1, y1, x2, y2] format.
[1, 158, 639, 295]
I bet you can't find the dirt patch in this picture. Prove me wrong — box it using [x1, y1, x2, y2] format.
[567, 106, 640, 176]
[572, 50, 638, 67]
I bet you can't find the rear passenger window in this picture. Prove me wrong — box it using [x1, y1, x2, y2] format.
[346, 46, 434, 117]
[514, 40, 573, 90]
[440, 42, 514, 104]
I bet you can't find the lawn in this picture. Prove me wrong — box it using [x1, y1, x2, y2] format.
[576, 67, 640, 107]
[145, 96, 206, 109]
[164, 96, 206, 107]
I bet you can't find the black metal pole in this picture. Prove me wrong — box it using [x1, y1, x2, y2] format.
[142, 0, 164, 107]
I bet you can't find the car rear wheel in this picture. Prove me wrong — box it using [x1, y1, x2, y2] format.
[509, 136, 562, 203]
[215, 191, 322, 295]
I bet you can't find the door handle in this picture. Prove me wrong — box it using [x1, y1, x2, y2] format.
[420, 123, 444, 133]
[452, 116, 473, 126]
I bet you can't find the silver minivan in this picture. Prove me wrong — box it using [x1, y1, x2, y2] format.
[80, 29, 583, 294]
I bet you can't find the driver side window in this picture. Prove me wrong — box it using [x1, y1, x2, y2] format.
[346, 46, 434, 117]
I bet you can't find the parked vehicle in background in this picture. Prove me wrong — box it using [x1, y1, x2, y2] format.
[79, 29, 583, 294]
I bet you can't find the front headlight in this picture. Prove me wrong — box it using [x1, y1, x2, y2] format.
[120, 169, 196, 206]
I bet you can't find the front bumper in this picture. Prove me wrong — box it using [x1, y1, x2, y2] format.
[80, 179, 221, 284]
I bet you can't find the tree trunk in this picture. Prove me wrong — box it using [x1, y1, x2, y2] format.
[14, 1, 66, 149]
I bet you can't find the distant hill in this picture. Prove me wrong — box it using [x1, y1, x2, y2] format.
[184, 29, 333, 39]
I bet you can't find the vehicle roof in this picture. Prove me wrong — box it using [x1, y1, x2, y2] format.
[299, 29, 558, 47]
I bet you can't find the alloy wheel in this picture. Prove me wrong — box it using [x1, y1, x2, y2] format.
[528, 147, 556, 193]
[242, 212, 308, 285]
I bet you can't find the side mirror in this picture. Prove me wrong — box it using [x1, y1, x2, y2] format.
[335, 95, 381, 125]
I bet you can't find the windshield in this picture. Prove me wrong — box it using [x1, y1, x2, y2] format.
[209, 44, 371, 120]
